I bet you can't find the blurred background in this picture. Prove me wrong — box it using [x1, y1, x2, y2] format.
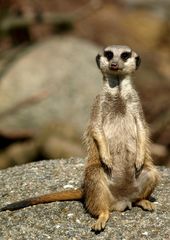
[0, 0, 169, 169]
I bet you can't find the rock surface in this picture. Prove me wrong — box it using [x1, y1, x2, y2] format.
[0, 158, 169, 240]
[0, 36, 101, 133]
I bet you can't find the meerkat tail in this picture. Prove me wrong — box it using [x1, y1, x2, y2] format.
[0, 189, 83, 211]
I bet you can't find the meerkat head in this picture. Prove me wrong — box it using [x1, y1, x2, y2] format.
[96, 45, 141, 76]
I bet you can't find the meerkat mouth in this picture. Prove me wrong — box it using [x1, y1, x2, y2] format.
[109, 67, 123, 73]
[109, 67, 119, 71]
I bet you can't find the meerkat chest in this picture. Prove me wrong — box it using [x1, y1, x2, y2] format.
[103, 111, 136, 140]
[103, 101, 138, 157]
[102, 89, 138, 139]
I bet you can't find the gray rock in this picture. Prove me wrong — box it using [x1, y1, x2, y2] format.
[0, 36, 101, 133]
[0, 158, 169, 240]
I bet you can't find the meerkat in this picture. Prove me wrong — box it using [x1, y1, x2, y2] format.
[0, 45, 160, 232]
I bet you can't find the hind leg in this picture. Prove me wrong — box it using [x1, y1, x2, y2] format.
[88, 186, 110, 232]
[87, 182, 111, 232]
[135, 163, 160, 211]
[84, 165, 113, 231]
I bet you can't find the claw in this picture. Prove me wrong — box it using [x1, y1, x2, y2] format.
[101, 153, 112, 169]
[135, 162, 144, 178]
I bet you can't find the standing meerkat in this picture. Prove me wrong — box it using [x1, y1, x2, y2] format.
[0, 45, 160, 232]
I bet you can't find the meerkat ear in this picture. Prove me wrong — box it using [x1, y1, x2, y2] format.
[96, 54, 101, 69]
[135, 55, 141, 69]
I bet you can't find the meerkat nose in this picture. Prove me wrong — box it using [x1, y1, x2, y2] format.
[111, 63, 117, 67]
[110, 62, 118, 70]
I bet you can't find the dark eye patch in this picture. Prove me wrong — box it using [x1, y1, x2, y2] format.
[104, 51, 113, 61]
[121, 51, 132, 61]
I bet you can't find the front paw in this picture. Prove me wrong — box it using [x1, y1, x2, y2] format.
[135, 160, 144, 177]
[101, 152, 112, 168]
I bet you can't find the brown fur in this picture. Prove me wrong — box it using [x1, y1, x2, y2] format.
[83, 45, 160, 231]
[0, 45, 160, 232]
[0, 190, 83, 211]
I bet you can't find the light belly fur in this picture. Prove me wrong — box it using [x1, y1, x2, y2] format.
[103, 113, 137, 169]
[103, 113, 139, 199]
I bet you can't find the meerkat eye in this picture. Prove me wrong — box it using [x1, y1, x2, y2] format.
[121, 51, 132, 61]
[104, 51, 113, 61]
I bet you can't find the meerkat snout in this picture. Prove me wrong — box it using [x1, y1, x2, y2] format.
[110, 62, 119, 70]
[96, 45, 141, 75]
